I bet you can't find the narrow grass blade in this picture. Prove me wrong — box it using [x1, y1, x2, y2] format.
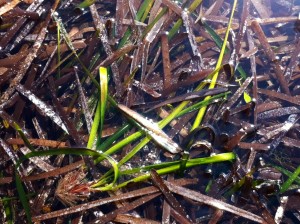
[273, 165, 300, 185]
[118, 0, 154, 48]
[201, 20, 228, 53]
[56, 20, 61, 78]
[15, 173, 32, 224]
[147, 88, 228, 112]
[99, 67, 108, 141]
[140, 0, 154, 22]
[91, 155, 119, 191]
[178, 151, 189, 176]
[201, 18, 247, 80]
[192, 0, 238, 130]
[94, 67, 231, 184]
[280, 165, 300, 194]
[87, 101, 101, 149]
[168, 0, 203, 40]
[176, 92, 230, 118]
[97, 124, 132, 152]
[2, 197, 13, 224]
[13, 122, 34, 151]
[52, 13, 100, 91]
[94, 67, 226, 182]
[111, 152, 235, 190]
[74, 67, 93, 132]
[77, 0, 95, 9]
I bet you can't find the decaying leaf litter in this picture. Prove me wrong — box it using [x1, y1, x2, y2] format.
[0, 0, 300, 223]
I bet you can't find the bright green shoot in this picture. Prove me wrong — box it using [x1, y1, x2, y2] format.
[99, 67, 108, 142]
[105, 152, 235, 191]
[192, 0, 238, 130]
[280, 165, 300, 194]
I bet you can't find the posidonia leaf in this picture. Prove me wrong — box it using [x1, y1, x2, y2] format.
[13, 123, 34, 152]
[2, 197, 13, 224]
[192, 0, 238, 130]
[16, 85, 69, 134]
[176, 92, 230, 117]
[87, 101, 101, 149]
[91, 155, 119, 190]
[92, 65, 233, 189]
[16, 148, 101, 169]
[280, 165, 300, 194]
[140, 0, 154, 22]
[56, 19, 61, 78]
[93, 98, 196, 185]
[118, 0, 154, 48]
[15, 173, 32, 224]
[112, 152, 235, 190]
[201, 20, 247, 80]
[118, 104, 182, 154]
[99, 67, 108, 141]
[94, 66, 230, 171]
[52, 13, 100, 91]
[77, 0, 95, 9]
[201, 20, 228, 53]
[273, 165, 300, 185]
[168, 0, 203, 40]
[16, 148, 119, 191]
[96, 124, 132, 152]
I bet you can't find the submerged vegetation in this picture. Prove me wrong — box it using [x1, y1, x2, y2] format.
[0, 0, 300, 223]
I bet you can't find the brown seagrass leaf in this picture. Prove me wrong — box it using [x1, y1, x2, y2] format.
[147, 87, 227, 112]
[165, 181, 265, 223]
[32, 179, 195, 222]
[150, 170, 192, 223]
[118, 104, 183, 154]
[16, 85, 68, 133]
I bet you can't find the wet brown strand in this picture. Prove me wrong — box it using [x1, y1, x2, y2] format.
[251, 20, 291, 95]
